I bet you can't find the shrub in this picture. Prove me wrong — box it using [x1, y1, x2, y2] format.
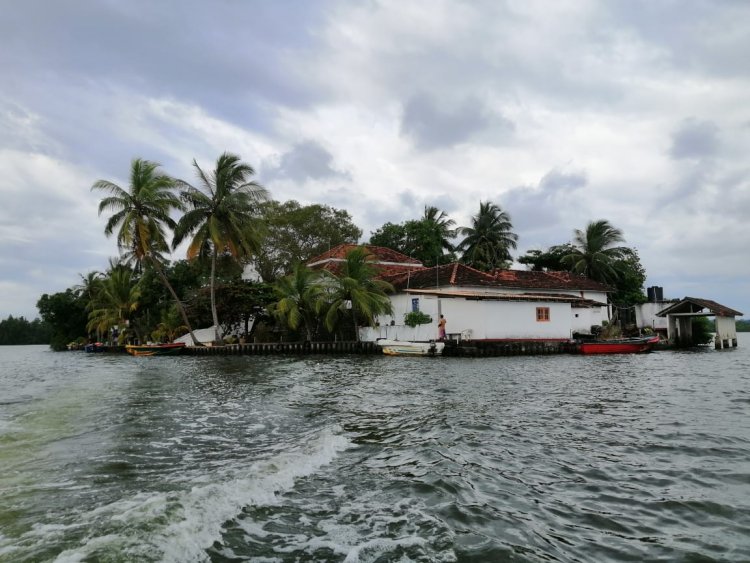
[404, 310, 433, 328]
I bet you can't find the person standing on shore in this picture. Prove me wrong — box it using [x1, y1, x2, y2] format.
[438, 315, 447, 340]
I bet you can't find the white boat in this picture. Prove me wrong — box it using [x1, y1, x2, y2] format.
[376, 339, 445, 356]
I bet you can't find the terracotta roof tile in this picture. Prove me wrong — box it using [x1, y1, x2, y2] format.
[657, 297, 743, 317]
[307, 244, 422, 267]
[489, 269, 612, 292]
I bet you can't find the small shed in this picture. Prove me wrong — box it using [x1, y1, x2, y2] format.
[656, 297, 743, 348]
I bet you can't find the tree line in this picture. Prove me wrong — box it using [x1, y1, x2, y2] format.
[0, 316, 51, 345]
[31, 152, 648, 349]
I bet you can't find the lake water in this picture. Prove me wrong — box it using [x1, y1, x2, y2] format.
[1, 336, 749, 562]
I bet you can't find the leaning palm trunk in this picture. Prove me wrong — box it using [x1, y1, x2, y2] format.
[352, 309, 359, 342]
[149, 256, 201, 346]
[210, 250, 221, 344]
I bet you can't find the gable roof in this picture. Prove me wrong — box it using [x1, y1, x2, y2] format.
[490, 269, 612, 292]
[387, 263, 612, 293]
[656, 297, 743, 317]
[307, 244, 422, 271]
[386, 263, 498, 290]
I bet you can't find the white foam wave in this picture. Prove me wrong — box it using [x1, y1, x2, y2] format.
[51, 425, 350, 562]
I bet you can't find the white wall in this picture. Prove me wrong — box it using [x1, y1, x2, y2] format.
[716, 316, 737, 340]
[571, 307, 603, 333]
[444, 299, 572, 339]
[361, 294, 578, 341]
[635, 302, 670, 330]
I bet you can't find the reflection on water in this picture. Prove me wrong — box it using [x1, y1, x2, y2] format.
[1, 338, 749, 562]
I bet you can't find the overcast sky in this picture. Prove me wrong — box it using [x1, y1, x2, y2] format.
[1, 0, 749, 320]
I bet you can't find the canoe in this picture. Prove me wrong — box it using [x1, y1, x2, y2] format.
[376, 339, 445, 356]
[125, 342, 186, 356]
[578, 335, 659, 355]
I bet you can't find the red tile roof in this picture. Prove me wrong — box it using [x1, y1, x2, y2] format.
[490, 269, 612, 292]
[656, 297, 743, 317]
[307, 244, 422, 268]
[306, 246, 613, 295]
[387, 263, 499, 290]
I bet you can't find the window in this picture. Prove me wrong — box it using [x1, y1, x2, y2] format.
[536, 307, 550, 322]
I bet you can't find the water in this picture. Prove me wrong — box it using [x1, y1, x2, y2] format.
[1, 337, 749, 562]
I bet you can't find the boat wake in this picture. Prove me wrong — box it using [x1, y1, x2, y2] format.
[42, 426, 350, 562]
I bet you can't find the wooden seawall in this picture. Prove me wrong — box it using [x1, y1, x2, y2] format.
[182, 340, 577, 357]
[184, 340, 380, 356]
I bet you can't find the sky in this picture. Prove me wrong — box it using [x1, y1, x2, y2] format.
[1, 0, 749, 320]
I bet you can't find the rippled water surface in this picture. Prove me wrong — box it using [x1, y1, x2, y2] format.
[1, 337, 749, 562]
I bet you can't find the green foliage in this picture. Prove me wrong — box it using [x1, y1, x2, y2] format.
[736, 319, 750, 332]
[691, 317, 715, 346]
[404, 310, 433, 328]
[369, 222, 407, 251]
[150, 306, 188, 343]
[0, 316, 52, 345]
[609, 249, 647, 308]
[517, 244, 576, 271]
[368, 206, 457, 267]
[252, 200, 362, 282]
[271, 265, 326, 341]
[524, 221, 648, 314]
[86, 264, 141, 342]
[37, 290, 88, 350]
[173, 152, 268, 342]
[93, 157, 200, 344]
[323, 247, 394, 340]
[561, 219, 629, 285]
[457, 201, 518, 271]
[187, 279, 275, 336]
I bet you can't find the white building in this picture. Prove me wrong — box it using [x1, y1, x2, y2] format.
[306, 245, 612, 343]
[363, 263, 611, 342]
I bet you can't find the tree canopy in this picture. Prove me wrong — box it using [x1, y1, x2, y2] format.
[173, 152, 268, 342]
[368, 205, 457, 267]
[252, 200, 362, 282]
[457, 201, 518, 271]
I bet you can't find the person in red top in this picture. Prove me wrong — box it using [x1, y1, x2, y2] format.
[438, 315, 446, 340]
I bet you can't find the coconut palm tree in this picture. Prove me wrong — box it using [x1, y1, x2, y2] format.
[271, 264, 326, 341]
[86, 264, 141, 344]
[324, 247, 394, 341]
[173, 153, 269, 344]
[561, 219, 630, 285]
[92, 158, 200, 345]
[457, 201, 518, 271]
[423, 205, 456, 253]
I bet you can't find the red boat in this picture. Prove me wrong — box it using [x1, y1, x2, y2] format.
[578, 335, 659, 355]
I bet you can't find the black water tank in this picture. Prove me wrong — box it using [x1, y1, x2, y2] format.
[647, 286, 664, 302]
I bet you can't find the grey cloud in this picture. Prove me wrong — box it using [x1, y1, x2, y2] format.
[262, 140, 351, 184]
[400, 93, 514, 149]
[606, 0, 750, 79]
[505, 168, 588, 247]
[670, 118, 720, 160]
[539, 169, 588, 192]
[0, 2, 329, 139]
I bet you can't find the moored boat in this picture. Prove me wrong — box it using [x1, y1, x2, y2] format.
[376, 339, 445, 356]
[578, 335, 659, 355]
[125, 342, 186, 356]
